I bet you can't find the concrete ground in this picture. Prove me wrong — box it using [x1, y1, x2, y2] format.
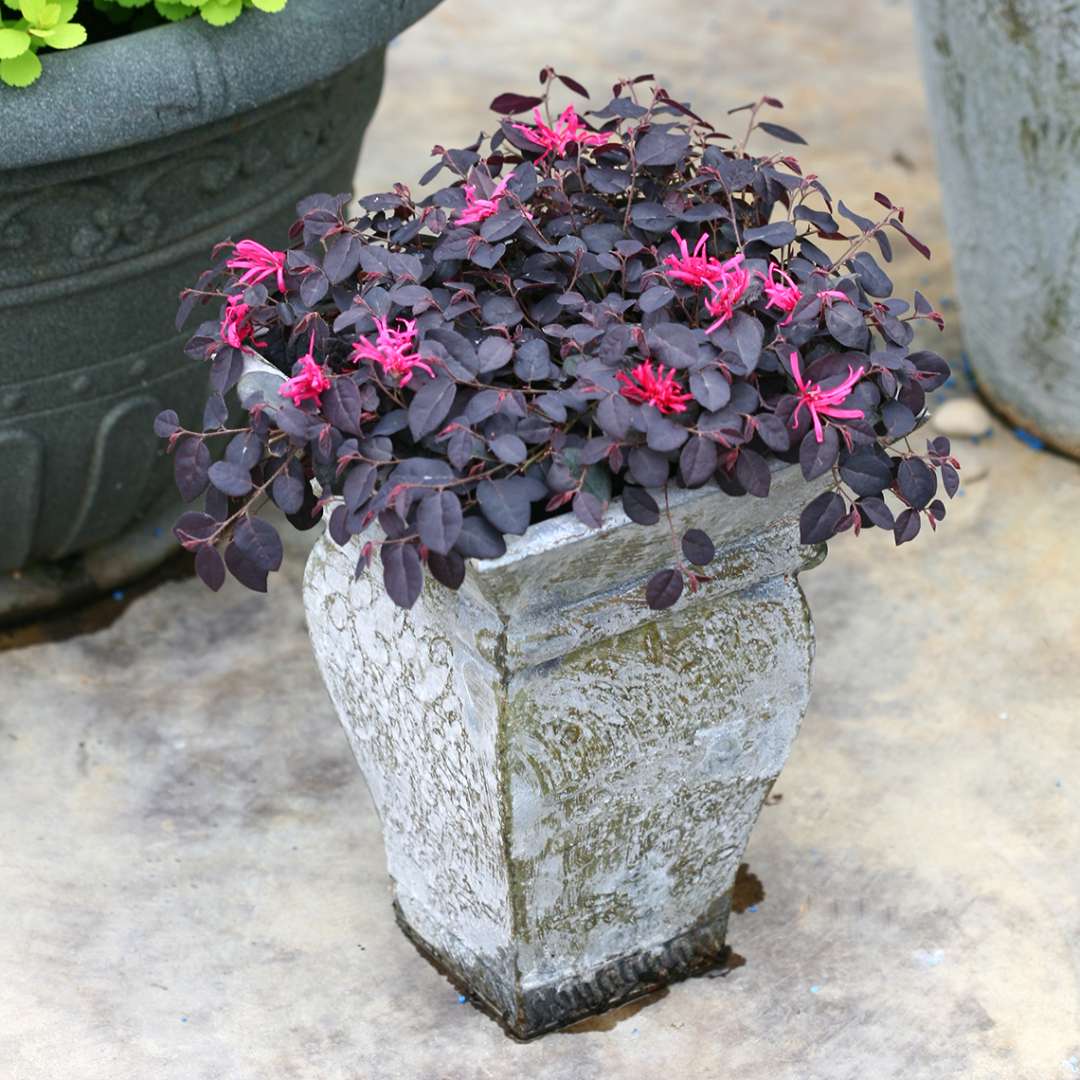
[3, 2, 1080, 1078]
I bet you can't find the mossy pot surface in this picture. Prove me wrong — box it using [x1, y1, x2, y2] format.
[303, 465, 828, 1038]
[0, 0, 442, 623]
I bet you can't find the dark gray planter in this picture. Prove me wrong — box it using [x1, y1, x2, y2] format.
[0, 0, 441, 622]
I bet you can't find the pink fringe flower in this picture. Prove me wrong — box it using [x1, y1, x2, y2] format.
[226, 239, 288, 294]
[457, 176, 511, 225]
[662, 229, 731, 288]
[616, 361, 694, 415]
[279, 331, 331, 408]
[789, 350, 865, 443]
[703, 254, 751, 332]
[758, 264, 803, 323]
[220, 294, 253, 349]
[349, 316, 435, 387]
[512, 105, 611, 159]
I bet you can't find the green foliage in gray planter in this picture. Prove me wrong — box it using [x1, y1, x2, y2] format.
[0, 0, 442, 622]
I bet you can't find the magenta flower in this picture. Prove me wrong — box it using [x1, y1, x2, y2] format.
[758, 264, 803, 323]
[817, 287, 852, 308]
[226, 239, 288, 294]
[617, 361, 694, 415]
[512, 105, 611, 159]
[789, 350, 865, 443]
[457, 176, 511, 225]
[703, 254, 751, 332]
[220, 294, 253, 349]
[662, 229, 732, 288]
[279, 331, 331, 408]
[349, 316, 435, 387]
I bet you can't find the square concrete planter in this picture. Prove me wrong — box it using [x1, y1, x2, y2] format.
[303, 463, 826, 1038]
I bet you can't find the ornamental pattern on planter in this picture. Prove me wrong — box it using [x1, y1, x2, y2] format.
[157, 69, 959, 610]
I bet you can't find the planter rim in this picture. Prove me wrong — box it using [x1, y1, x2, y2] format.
[0, 0, 442, 171]
[478, 457, 799, 574]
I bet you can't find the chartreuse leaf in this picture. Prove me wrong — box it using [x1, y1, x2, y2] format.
[249, 0, 288, 11]
[0, 27, 31, 58]
[200, 0, 243, 26]
[0, 47, 41, 85]
[33, 21, 86, 47]
[154, 1, 196, 20]
[19, 0, 60, 27]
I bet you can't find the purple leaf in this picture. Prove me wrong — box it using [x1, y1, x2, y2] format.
[622, 485, 660, 525]
[646, 568, 684, 610]
[681, 528, 715, 566]
[893, 507, 922, 545]
[194, 545, 226, 592]
[417, 491, 463, 555]
[572, 490, 605, 529]
[208, 460, 254, 498]
[154, 410, 180, 438]
[174, 437, 211, 503]
[408, 377, 456, 440]
[800, 490, 846, 544]
[234, 516, 284, 572]
[382, 542, 424, 608]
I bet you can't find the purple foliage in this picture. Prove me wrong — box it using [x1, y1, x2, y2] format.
[158, 74, 958, 609]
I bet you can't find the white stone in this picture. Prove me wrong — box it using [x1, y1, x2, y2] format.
[930, 398, 993, 439]
[302, 466, 829, 1037]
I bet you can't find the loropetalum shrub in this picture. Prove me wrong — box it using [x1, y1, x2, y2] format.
[0, 0, 285, 88]
[157, 71, 959, 611]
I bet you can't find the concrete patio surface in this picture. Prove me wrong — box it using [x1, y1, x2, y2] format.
[3, 2, 1079, 1078]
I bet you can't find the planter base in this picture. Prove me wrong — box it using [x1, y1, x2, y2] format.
[394, 896, 732, 1039]
[0, 490, 181, 627]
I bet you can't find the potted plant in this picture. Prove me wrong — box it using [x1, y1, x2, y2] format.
[157, 71, 958, 1038]
[0, 0, 443, 623]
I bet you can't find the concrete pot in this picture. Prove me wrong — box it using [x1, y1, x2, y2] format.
[303, 465, 826, 1038]
[0, 0, 442, 623]
[912, 0, 1080, 457]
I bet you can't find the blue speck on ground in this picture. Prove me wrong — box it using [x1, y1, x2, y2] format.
[1013, 427, 1045, 451]
[748, 905, 758, 912]
[180, 1017, 188, 1023]
[809, 985, 821, 994]
[457, 994, 467, 1004]
[153, 527, 163, 538]
[111, 590, 125, 602]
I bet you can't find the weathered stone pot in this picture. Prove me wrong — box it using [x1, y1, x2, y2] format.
[0, 0, 442, 623]
[913, 0, 1080, 457]
[303, 464, 826, 1038]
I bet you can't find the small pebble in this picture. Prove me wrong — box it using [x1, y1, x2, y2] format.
[931, 397, 993, 439]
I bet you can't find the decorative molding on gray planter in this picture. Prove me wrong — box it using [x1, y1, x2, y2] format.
[0, 0, 443, 624]
[303, 464, 828, 1038]
[913, 0, 1080, 458]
